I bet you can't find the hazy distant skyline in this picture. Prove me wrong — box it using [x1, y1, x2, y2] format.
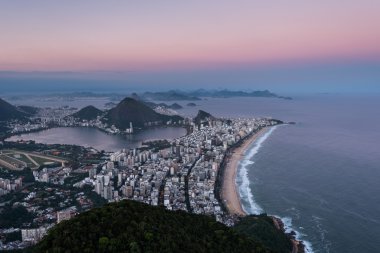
[1, 1, 379, 93]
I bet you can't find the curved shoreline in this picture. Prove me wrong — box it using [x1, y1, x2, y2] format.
[221, 127, 268, 216]
[221, 125, 309, 253]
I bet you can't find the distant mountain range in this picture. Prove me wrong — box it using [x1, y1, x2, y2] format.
[103, 97, 183, 129]
[186, 89, 292, 100]
[125, 93, 183, 110]
[138, 90, 292, 101]
[167, 102, 183, 110]
[72, 105, 103, 121]
[141, 91, 201, 101]
[40, 89, 291, 102]
[0, 98, 28, 121]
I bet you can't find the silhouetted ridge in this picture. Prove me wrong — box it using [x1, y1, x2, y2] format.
[168, 103, 183, 109]
[72, 105, 103, 120]
[130, 92, 142, 101]
[104, 97, 183, 128]
[17, 105, 40, 115]
[0, 98, 28, 121]
[194, 110, 215, 124]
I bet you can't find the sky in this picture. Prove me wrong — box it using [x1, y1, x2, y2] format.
[0, 0, 379, 93]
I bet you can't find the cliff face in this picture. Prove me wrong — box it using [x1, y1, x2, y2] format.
[104, 97, 183, 128]
[0, 98, 27, 121]
[72, 106, 103, 121]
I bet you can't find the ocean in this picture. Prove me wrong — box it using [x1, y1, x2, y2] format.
[190, 95, 380, 253]
[9, 94, 380, 252]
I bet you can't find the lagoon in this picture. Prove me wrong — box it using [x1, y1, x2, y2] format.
[7, 127, 186, 152]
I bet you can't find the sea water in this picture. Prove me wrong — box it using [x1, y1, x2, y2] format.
[181, 95, 380, 253]
[11, 94, 380, 252]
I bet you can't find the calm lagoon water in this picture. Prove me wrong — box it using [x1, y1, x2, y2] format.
[7, 127, 186, 152]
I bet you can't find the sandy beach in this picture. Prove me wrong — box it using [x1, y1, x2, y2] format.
[221, 128, 268, 216]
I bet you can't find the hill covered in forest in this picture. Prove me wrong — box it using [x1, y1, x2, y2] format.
[33, 200, 276, 253]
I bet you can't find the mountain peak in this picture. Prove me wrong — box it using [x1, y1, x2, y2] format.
[72, 105, 103, 121]
[104, 97, 183, 129]
[194, 110, 215, 124]
[0, 98, 28, 121]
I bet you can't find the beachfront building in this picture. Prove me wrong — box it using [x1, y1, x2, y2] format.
[84, 117, 279, 225]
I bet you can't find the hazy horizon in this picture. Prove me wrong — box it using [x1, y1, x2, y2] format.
[1, 1, 380, 95]
[1, 59, 379, 95]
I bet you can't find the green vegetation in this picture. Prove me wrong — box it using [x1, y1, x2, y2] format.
[141, 139, 172, 152]
[13, 154, 36, 168]
[0, 154, 26, 169]
[28, 156, 56, 166]
[0, 205, 34, 229]
[34, 200, 272, 253]
[234, 214, 293, 253]
[63, 172, 88, 185]
[2, 230, 22, 243]
[0, 125, 10, 138]
[0, 167, 35, 183]
[0, 149, 64, 170]
[82, 185, 107, 208]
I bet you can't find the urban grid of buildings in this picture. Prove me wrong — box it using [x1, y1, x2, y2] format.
[84, 117, 278, 226]
[1, 108, 279, 250]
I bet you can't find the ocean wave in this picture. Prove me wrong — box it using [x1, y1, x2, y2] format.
[281, 216, 315, 253]
[311, 215, 331, 253]
[281, 216, 314, 251]
[235, 125, 315, 253]
[236, 126, 278, 214]
[236, 160, 263, 214]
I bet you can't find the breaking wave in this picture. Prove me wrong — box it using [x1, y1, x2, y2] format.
[236, 125, 314, 253]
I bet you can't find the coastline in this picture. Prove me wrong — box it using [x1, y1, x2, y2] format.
[220, 124, 307, 253]
[221, 127, 268, 216]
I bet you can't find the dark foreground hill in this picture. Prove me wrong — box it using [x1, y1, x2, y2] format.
[104, 97, 183, 128]
[33, 200, 274, 253]
[234, 215, 293, 253]
[0, 98, 28, 121]
[72, 105, 103, 120]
